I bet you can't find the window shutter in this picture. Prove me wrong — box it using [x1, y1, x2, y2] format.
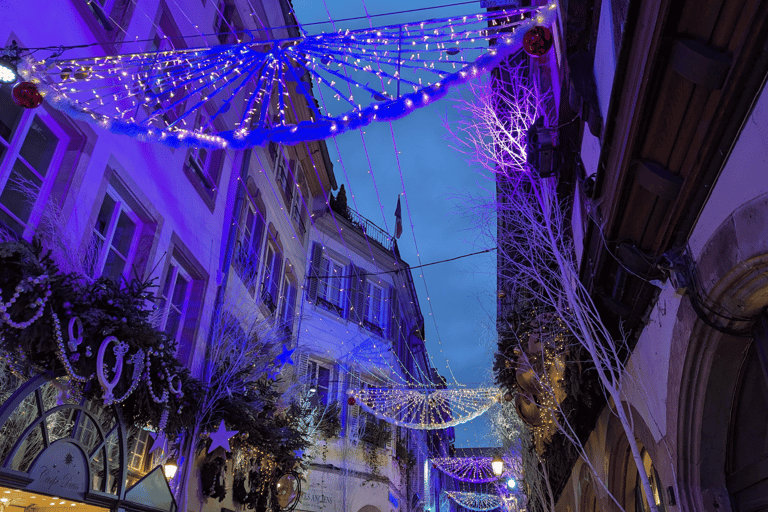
[388, 285, 399, 341]
[329, 364, 338, 403]
[308, 243, 322, 302]
[295, 351, 310, 387]
[349, 265, 366, 325]
[346, 370, 362, 439]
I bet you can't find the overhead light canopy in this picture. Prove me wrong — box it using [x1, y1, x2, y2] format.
[491, 454, 504, 477]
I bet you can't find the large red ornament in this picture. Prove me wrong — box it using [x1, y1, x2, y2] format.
[347, 396, 356, 406]
[12, 81, 44, 109]
[523, 26, 553, 57]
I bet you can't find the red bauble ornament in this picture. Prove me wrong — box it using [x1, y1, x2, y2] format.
[523, 26, 553, 57]
[347, 396, 356, 406]
[12, 81, 44, 109]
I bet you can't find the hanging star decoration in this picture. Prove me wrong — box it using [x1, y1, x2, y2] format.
[207, 419, 239, 453]
[149, 431, 168, 454]
[17, 3, 558, 148]
[346, 387, 500, 430]
[444, 491, 502, 512]
[431, 456, 501, 483]
[276, 344, 295, 367]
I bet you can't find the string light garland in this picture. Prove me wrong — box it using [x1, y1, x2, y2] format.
[346, 386, 499, 429]
[430, 456, 502, 483]
[444, 491, 501, 511]
[17, 3, 557, 148]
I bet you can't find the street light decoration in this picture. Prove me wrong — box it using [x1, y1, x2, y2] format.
[444, 491, 502, 512]
[346, 387, 500, 429]
[491, 454, 504, 476]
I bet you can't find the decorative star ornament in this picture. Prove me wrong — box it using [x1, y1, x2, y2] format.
[207, 420, 238, 453]
[149, 431, 167, 454]
[267, 367, 282, 380]
[276, 344, 295, 367]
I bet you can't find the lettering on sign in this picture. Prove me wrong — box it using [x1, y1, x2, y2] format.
[28, 442, 88, 500]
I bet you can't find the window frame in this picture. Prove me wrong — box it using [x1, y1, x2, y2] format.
[364, 280, 387, 333]
[279, 272, 298, 333]
[158, 256, 194, 346]
[261, 243, 283, 313]
[318, 255, 345, 311]
[234, 196, 266, 290]
[90, 184, 143, 282]
[307, 359, 333, 406]
[0, 100, 70, 239]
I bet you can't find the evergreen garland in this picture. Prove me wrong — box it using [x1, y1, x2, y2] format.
[0, 239, 310, 477]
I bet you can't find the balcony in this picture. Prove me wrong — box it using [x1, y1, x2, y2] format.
[330, 202, 395, 251]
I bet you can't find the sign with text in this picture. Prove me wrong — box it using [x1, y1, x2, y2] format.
[27, 442, 88, 500]
[297, 482, 342, 512]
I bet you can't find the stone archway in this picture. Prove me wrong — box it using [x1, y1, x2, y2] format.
[357, 505, 382, 512]
[675, 192, 768, 512]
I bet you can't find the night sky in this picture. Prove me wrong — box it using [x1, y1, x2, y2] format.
[293, 0, 499, 448]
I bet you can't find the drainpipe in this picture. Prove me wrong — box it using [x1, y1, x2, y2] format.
[176, 148, 252, 512]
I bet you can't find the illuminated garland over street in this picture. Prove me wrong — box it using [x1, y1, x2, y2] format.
[19, 4, 557, 148]
[346, 387, 499, 430]
[444, 491, 501, 511]
[431, 456, 499, 483]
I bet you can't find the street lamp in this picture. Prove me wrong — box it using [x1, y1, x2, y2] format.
[491, 454, 504, 477]
[506, 478, 516, 490]
[163, 457, 179, 479]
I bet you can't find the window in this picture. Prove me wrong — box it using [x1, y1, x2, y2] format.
[213, 0, 243, 44]
[234, 199, 265, 289]
[276, 157, 292, 202]
[358, 381, 390, 448]
[261, 244, 282, 312]
[279, 273, 297, 333]
[307, 360, 332, 406]
[158, 258, 193, 345]
[0, 86, 67, 238]
[184, 108, 225, 201]
[292, 200, 307, 236]
[364, 281, 386, 333]
[90, 186, 142, 282]
[143, 8, 187, 129]
[319, 256, 344, 310]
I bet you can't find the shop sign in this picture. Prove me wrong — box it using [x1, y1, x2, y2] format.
[27, 442, 88, 500]
[297, 484, 341, 512]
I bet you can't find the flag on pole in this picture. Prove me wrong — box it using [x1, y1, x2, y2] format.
[394, 195, 403, 239]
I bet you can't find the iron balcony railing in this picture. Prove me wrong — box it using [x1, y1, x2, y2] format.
[332, 203, 395, 250]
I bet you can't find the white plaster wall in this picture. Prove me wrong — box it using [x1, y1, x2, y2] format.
[593, 0, 617, 122]
[689, 79, 768, 260]
[623, 286, 682, 442]
[623, 54, 768, 459]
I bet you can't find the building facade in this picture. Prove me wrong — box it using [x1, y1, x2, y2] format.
[0, 2, 447, 512]
[294, 195, 453, 512]
[496, 0, 768, 511]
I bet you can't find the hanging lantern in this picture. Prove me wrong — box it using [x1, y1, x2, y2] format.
[12, 81, 44, 108]
[522, 26, 553, 57]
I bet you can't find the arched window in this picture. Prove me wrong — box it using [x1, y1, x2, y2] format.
[624, 446, 666, 512]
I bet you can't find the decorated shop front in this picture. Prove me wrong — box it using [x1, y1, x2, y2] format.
[0, 372, 176, 512]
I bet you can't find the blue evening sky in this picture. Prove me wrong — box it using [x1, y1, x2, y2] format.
[292, 0, 499, 448]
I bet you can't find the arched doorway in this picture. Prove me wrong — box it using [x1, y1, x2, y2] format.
[725, 340, 768, 509]
[356, 505, 382, 512]
[675, 192, 768, 511]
